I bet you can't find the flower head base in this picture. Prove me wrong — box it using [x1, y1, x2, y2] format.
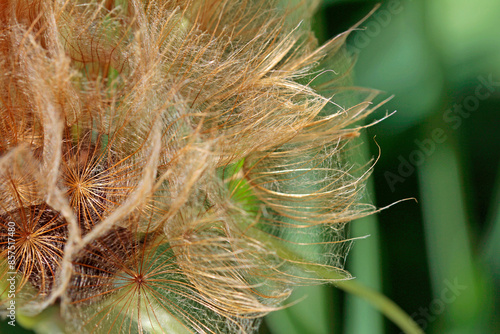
[0, 0, 380, 333]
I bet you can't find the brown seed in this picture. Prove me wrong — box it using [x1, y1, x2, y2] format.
[0, 203, 68, 295]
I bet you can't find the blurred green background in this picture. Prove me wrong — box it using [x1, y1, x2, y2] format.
[261, 0, 500, 333]
[2, 1, 499, 333]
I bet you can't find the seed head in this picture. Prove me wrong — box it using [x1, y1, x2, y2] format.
[0, 1, 380, 333]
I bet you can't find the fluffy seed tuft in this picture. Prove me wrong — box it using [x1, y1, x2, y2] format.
[0, 1, 381, 333]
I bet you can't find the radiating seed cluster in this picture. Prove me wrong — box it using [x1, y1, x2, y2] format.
[0, 0, 380, 333]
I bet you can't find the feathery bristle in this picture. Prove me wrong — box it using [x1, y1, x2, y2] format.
[0, 1, 381, 333]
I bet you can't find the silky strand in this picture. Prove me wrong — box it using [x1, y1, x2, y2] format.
[0, 1, 412, 333]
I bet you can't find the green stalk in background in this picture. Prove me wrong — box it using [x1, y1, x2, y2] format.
[344, 133, 383, 334]
[419, 138, 491, 333]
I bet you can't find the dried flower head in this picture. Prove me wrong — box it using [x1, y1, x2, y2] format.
[0, 0, 381, 333]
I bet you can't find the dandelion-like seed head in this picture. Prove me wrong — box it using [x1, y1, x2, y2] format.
[0, 0, 382, 333]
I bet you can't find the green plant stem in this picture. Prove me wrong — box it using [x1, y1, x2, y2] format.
[419, 140, 490, 332]
[336, 280, 422, 334]
[249, 228, 423, 334]
[345, 133, 383, 334]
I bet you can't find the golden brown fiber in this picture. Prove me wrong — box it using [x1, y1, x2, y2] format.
[0, 1, 381, 333]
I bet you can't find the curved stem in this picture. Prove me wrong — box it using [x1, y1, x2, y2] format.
[336, 280, 423, 334]
[249, 228, 423, 334]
